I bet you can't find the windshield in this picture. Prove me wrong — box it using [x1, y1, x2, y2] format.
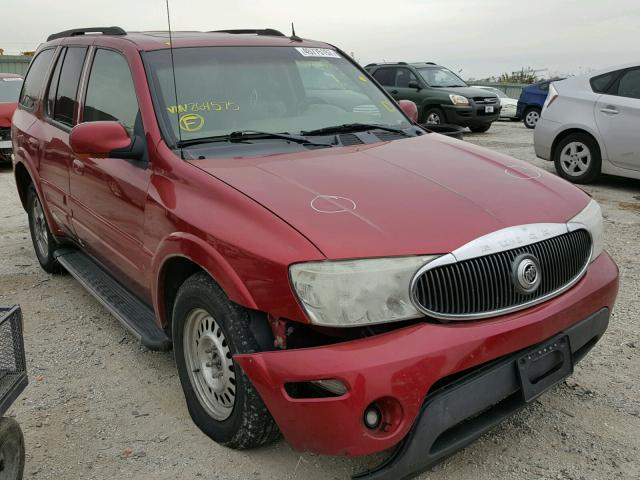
[145, 46, 410, 145]
[416, 67, 467, 88]
[0, 78, 23, 102]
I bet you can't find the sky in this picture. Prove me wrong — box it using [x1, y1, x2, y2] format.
[1, 0, 638, 79]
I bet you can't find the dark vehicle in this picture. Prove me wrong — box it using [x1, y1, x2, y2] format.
[517, 79, 565, 129]
[0, 74, 23, 163]
[365, 62, 501, 132]
[10, 27, 618, 480]
[0, 306, 27, 480]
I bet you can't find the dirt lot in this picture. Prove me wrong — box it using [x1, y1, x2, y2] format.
[1, 121, 639, 479]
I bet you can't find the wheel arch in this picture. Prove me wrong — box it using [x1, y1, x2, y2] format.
[14, 160, 34, 210]
[550, 128, 603, 163]
[152, 234, 258, 331]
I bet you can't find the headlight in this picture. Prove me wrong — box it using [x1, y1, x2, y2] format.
[289, 256, 437, 327]
[449, 94, 469, 106]
[567, 199, 604, 262]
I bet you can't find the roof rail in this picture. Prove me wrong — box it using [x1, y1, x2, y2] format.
[210, 29, 285, 37]
[364, 61, 408, 68]
[47, 26, 126, 42]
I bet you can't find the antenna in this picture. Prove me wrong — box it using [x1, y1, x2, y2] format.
[290, 22, 302, 42]
[165, 0, 184, 159]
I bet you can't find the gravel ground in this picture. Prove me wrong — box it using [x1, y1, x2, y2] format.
[1, 121, 639, 479]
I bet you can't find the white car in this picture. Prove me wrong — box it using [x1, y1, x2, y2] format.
[472, 86, 518, 119]
[534, 63, 640, 183]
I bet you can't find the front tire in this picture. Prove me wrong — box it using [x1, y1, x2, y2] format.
[26, 184, 61, 273]
[0, 418, 25, 480]
[469, 124, 491, 133]
[553, 133, 601, 184]
[172, 272, 279, 449]
[422, 107, 445, 126]
[523, 107, 541, 129]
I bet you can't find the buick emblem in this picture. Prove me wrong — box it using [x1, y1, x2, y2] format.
[512, 254, 541, 294]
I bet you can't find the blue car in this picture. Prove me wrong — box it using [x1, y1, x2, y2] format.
[517, 79, 564, 129]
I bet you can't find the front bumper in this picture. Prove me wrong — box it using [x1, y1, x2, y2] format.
[235, 252, 618, 458]
[441, 103, 501, 127]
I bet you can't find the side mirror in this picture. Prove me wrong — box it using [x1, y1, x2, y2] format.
[69, 121, 143, 160]
[407, 80, 421, 90]
[398, 100, 419, 123]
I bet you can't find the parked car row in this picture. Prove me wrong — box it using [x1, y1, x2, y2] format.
[3, 26, 619, 480]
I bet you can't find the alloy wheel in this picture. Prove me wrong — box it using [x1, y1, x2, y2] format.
[425, 112, 441, 125]
[525, 110, 539, 127]
[32, 196, 49, 259]
[183, 308, 236, 421]
[560, 141, 592, 176]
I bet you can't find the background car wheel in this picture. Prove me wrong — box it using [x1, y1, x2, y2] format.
[469, 124, 491, 133]
[523, 107, 541, 129]
[422, 107, 445, 126]
[173, 272, 279, 449]
[553, 133, 601, 184]
[27, 184, 61, 274]
[0, 418, 25, 480]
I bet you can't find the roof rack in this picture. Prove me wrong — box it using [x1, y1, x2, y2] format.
[47, 26, 126, 42]
[364, 62, 408, 67]
[210, 29, 285, 37]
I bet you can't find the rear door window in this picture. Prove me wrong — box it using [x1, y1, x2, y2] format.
[372, 68, 397, 87]
[616, 69, 640, 99]
[46, 47, 88, 127]
[83, 49, 139, 135]
[395, 68, 418, 87]
[19, 49, 55, 110]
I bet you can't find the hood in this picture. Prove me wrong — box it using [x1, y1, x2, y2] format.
[443, 86, 497, 99]
[0, 102, 17, 128]
[190, 135, 589, 259]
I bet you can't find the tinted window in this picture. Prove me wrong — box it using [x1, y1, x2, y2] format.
[19, 49, 55, 109]
[395, 68, 418, 88]
[372, 68, 396, 87]
[538, 82, 550, 92]
[83, 49, 138, 135]
[51, 47, 87, 126]
[617, 69, 640, 99]
[45, 52, 63, 117]
[590, 71, 618, 93]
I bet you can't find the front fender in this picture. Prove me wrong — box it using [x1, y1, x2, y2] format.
[151, 232, 258, 327]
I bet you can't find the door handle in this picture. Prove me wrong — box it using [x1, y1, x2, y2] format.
[71, 159, 85, 175]
[600, 106, 619, 115]
[390, 89, 399, 94]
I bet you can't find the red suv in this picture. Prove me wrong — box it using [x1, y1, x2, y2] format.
[10, 27, 618, 479]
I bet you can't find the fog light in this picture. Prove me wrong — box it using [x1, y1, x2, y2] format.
[363, 404, 382, 430]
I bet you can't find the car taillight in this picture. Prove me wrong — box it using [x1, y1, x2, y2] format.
[543, 84, 559, 111]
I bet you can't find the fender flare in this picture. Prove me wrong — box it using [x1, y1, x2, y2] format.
[151, 232, 258, 327]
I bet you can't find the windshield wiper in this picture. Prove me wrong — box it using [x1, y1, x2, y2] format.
[301, 123, 407, 136]
[177, 130, 331, 148]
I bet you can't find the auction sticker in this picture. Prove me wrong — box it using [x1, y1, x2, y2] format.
[295, 47, 341, 58]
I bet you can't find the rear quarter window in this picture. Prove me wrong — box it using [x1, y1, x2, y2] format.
[19, 49, 55, 110]
[590, 71, 619, 93]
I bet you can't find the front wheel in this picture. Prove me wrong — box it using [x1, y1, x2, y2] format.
[0, 418, 25, 480]
[469, 124, 491, 133]
[553, 133, 601, 184]
[172, 272, 279, 449]
[523, 107, 541, 129]
[26, 184, 61, 274]
[422, 107, 445, 125]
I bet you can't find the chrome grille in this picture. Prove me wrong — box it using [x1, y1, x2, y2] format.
[412, 229, 592, 319]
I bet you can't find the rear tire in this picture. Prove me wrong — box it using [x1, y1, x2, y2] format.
[422, 107, 445, 126]
[469, 124, 491, 133]
[26, 184, 61, 274]
[553, 132, 601, 184]
[172, 272, 279, 449]
[0, 417, 25, 480]
[523, 107, 541, 129]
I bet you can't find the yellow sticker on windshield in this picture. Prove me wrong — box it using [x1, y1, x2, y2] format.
[179, 114, 205, 132]
[167, 101, 240, 114]
[381, 100, 396, 113]
[358, 74, 368, 82]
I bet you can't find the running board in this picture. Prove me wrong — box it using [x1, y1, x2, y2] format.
[54, 249, 172, 351]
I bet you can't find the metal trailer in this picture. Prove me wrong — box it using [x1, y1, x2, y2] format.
[0, 306, 27, 480]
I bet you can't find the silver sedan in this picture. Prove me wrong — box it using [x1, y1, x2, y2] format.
[534, 63, 640, 183]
